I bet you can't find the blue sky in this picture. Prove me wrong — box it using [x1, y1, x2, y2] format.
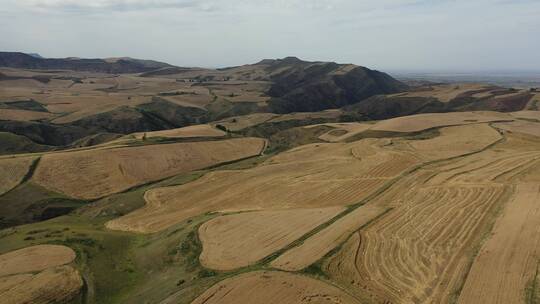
[0, 0, 539, 71]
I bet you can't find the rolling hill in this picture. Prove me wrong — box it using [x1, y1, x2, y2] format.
[0, 52, 173, 73]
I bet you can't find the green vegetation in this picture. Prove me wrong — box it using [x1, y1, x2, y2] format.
[0, 99, 49, 112]
[0, 182, 87, 229]
[0, 132, 53, 155]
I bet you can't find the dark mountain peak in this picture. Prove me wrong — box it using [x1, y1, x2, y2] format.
[256, 56, 307, 66]
[280, 56, 303, 64]
[26, 53, 43, 59]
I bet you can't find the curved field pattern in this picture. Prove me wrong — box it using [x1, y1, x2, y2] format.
[371, 111, 511, 133]
[0, 245, 82, 304]
[271, 203, 388, 271]
[33, 137, 265, 199]
[107, 139, 419, 233]
[406, 124, 502, 161]
[325, 185, 506, 303]
[0, 156, 35, 195]
[190, 271, 361, 304]
[199, 207, 344, 270]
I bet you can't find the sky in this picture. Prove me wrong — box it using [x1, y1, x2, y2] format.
[1, 0, 539, 72]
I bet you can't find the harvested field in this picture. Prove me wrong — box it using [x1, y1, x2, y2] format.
[271, 204, 388, 271]
[306, 123, 372, 142]
[190, 271, 360, 304]
[390, 83, 489, 102]
[426, 150, 540, 185]
[107, 139, 419, 233]
[458, 183, 540, 304]
[406, 124, 502, 160]
[325, 185, 506, 304]
[0, 244, 76, 276]
[33, 137, 265, 199]
[199, 207, 343, 270]
[0, 245, 81, 304]
[494, 120, 540, 138]
[131, 124, 226, 139]
[371, 111, 511, 133]
[0, 156, 35, 195]
[510, 110, 540, 121]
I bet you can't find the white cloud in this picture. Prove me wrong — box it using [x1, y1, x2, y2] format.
[16, 0, 202, 11]
[2, 0, 539, 71]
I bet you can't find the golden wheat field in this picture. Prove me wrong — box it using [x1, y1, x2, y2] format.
[32, 137, 265, 199]
[198, 207, 344, 270]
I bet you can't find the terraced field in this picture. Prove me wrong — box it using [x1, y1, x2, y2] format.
[107, 138, 420, 233]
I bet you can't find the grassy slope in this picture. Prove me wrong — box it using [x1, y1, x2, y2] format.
[0, 150, 279, 304]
